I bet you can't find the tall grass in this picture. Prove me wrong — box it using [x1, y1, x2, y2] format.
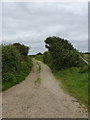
[53, 67, 88, 108]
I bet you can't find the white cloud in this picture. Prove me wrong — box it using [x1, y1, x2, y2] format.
[1, 2, 88, 54]
[1, 0, 89, 2]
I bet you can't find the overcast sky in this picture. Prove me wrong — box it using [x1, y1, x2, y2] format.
[2, 2, 88, 54]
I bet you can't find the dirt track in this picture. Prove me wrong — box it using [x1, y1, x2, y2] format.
[2, 60, 88, 118]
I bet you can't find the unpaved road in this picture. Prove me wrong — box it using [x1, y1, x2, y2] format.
[2, 60, 88, 118]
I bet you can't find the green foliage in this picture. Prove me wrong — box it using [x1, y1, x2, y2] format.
[2, 44, 32, 90]
[35, 55, 43, 62]
[43, 51, 51, 65]
[13, 43, 29, 56]
[53, 67, 88, 108]
[3, 73, 16, 83]
[44, 36, 80, 70]
[2, 45, 21, 74]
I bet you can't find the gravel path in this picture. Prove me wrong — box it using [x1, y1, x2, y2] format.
[2, 60, 88, 118]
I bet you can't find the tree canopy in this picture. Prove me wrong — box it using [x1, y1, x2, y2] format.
[44, 36, 80, 70]
[13, 43, 29, 56]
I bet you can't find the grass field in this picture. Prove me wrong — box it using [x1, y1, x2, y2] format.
[53, 67, 88, 108]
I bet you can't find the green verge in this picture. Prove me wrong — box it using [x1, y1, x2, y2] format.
[53, 67, 88, 108]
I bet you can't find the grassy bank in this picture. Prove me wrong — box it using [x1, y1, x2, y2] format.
[53, 67, 88, 108]
[2, 44, 33, 91]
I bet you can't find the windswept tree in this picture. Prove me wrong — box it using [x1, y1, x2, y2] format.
[44, 36, 80, 70]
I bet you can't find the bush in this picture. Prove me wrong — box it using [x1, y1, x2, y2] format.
[2, 45, 21, 73]
[2, 43, 32, 90]
[21, 57, 32, 74]
[13, 43, 29, 56]
[3, 73, 16, 83]
[43, 51, 52, 65]
[44, 36, 80, 70]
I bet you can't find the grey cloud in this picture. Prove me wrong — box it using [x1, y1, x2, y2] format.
[2, 2, 88, 54]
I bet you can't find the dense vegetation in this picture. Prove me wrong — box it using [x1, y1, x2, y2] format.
[13, 43, 29, 56]
[41, 36, 88, 108]
[2, 43, 32, 90]
[44, 36, 81, 70]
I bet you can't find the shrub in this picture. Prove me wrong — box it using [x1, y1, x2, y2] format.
[2, 44, 32, 90]
[44, 36, 80, 70]
[13, 43, 29, 56]
[43, 51, 52, 64]
[2, 45, 21, 73]
[3, 73, 16, 83]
